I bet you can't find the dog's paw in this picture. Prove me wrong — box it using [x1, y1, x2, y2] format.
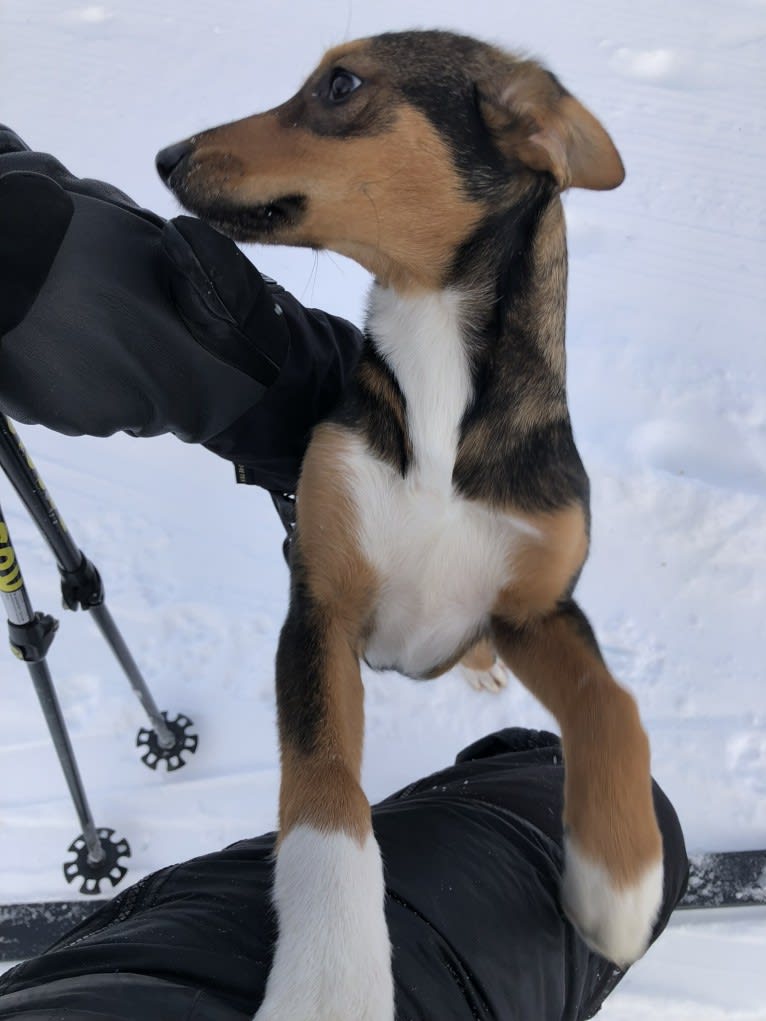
[561, 835, 664, 968]
[461, 659, 509, 694]
[253, 825, 394, 1021]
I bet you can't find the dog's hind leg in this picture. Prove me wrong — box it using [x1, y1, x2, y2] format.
[459, 638, 509, 693]
[491, 599, 663, 968]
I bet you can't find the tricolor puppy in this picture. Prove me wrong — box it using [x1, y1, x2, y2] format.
[158, 30, 663, 1021]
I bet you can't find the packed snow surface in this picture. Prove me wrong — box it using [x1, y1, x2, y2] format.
[1, 0, 764, 1016]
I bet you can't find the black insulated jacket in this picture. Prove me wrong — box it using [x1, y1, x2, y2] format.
[0, 729, 688, 1021]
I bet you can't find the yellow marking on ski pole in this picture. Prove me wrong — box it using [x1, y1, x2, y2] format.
[0, 523, 24, 592]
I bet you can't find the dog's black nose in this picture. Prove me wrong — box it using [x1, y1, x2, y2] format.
[155, 140, 194, 183]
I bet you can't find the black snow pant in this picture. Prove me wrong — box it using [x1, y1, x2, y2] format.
[0, 728, 688, 1021]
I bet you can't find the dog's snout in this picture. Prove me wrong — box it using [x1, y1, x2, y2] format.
[155, 140, 194, 183]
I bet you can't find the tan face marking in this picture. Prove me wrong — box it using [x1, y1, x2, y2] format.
[162, 31, 624, 297]
[315, 38, 370, 71]
[186, 104, 484, 291]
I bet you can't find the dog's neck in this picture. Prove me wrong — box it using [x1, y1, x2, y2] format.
[371, 185, 567, 374]
[335, 186, 583, 510]
[452, 186, 568, 396]
[367, 285, 472, 492]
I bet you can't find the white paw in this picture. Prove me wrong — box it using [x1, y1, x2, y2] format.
[561, 836, 664, 968]
[461, 659, 509, 693]
[253, 826, 394, 1021]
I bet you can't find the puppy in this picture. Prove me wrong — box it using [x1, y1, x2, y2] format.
[158, 30, 663, 1021]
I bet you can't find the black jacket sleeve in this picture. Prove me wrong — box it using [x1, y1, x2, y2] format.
[202, 288, 362, 492]
[0, 125, 362, 493]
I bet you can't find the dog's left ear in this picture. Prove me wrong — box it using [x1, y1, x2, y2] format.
[478, 62, 625, 191]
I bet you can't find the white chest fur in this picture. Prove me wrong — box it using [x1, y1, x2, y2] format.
[343, 285, 537, 678]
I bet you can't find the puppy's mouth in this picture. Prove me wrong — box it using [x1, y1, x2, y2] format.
[171, 185, 307, 243]
[157, 141, 309, 242]
[187, 194, 307, 243]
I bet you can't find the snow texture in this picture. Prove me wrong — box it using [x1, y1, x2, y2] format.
[1, 0, 765, 1016]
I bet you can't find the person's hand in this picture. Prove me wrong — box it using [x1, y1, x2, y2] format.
[0, 125, 361, 492]
[0, 132, 289, 379]
[160, 215, 288, 389]
[0, 123, 290, 441]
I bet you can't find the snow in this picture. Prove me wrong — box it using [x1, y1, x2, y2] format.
[603, 907, 766, 1020]
[1, 0, 765, 1016]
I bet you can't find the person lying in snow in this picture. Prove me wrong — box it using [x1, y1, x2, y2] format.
[0, 127, 688, 1019]
[0, 728, 687, 1021]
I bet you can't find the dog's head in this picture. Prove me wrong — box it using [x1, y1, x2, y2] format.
[157, 31, 623, 290]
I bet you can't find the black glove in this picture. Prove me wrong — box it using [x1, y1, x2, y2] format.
[0, 125, 362, 491]
[0, 174, 73, 337]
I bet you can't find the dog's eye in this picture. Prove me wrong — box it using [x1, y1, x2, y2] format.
[328, 68, 363, 103]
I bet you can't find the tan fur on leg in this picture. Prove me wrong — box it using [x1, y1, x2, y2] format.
[491, 602, 663, 965]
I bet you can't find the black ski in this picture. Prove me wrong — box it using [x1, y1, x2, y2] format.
[679, 849, 766, 910]
[2, 851, 764, 962]
[0, 899, 107, 961]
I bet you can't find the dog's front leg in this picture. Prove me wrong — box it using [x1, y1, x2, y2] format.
[253, 571, 393, 1021]
[491, 599, 664, 968]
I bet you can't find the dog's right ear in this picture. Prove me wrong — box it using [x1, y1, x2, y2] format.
[477, 61, 625, 192]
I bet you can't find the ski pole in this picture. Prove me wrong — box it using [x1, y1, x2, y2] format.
[0, 496, 130, 892]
